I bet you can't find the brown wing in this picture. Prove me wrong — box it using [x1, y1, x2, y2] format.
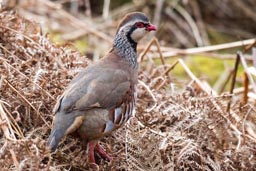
[53, 63, 131, 115]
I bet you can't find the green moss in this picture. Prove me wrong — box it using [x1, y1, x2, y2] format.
[48, 31, 88, 54]
[187, 55, 224, 84]
[152, 55, 244, 92]
[47, 30, 65, 44]
[72, 39, 88, 54]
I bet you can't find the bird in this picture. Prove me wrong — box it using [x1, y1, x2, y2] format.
[47, 12, 157, 165]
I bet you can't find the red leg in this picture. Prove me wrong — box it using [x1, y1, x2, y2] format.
[87, 141, 112, 164]
[87, 142, 99, 170]
[87, 141, 96, 163]
[95, 143, 112, 162]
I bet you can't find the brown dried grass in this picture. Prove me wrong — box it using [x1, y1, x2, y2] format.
[0, 11, 256, 171]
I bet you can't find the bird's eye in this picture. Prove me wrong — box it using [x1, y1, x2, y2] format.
[135, 22, 145, 28]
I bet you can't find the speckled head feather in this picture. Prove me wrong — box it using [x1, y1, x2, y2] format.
[116, 12, 149, 34]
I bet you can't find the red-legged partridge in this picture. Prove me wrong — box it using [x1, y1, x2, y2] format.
[48, 12, 156, 164]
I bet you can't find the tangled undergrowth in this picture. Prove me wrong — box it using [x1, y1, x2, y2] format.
[0, 11, 256, 171]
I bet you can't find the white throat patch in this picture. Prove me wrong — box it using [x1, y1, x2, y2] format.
[130, 28, 147, 42]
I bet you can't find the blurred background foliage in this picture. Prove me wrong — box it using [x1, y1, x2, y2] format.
[2, 0, 255, 90]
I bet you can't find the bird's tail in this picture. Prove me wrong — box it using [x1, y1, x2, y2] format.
[47, 112, 83, 152]
[48, 128, 66, 152]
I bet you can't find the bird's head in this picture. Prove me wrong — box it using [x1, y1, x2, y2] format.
[116, 12, 157, 43]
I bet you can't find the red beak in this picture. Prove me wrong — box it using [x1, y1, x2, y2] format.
[146, 24, 157, 31]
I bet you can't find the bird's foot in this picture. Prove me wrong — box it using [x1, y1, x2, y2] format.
[95, 143, 112, 162]
[88, 141, 112, 164]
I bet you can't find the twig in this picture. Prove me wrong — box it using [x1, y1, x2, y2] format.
[227, 53, 240, 113]
[147, 50, 253, 62]
[178, 59, 213, 95]
[165, 22, 194, 47]
[239, 52, 256, 92]
[2, 103, 24, 139]
[243, 72, 249, 104]
[160, 38, 256, 58]
[139, 38, 156, 62]
[139, 37, 166, 66]
[162, 60, 179, 76]
[232, 85, 253, 95]
[213, 68, 233, 94]
[138, 80, 157, 112]
[244, 40, 256, 52]
[173, 4, 203, 46]
[0, 102, 17, 141]
[137, 121, 166, 137]
[253, 48, 256, 68]
[152, 77, 166, 90]
[189, 0, 209, 45]
[10, 149, 19, 170]
[165, 7, 194, 45]
[192, 52, 253, 61]
[61, 29, 88, 41]
[154, 37, 166, 65]
[102, 0, 111, 19]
